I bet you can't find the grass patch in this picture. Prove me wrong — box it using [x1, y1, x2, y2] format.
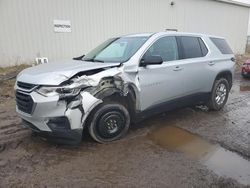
[0, 64, 30, 75]
[0, 64, 31, 103]
[0, 79, 16, 102]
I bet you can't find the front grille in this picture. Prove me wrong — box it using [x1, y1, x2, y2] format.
[17, 81, 37, 91]
[16, 91, 34, 114]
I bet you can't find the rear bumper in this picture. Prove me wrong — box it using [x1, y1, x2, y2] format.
[22, 119, 82, 145]
[242, 70, 250, 77]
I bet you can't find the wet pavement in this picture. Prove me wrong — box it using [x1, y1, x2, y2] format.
[148, 126, 250, 185]
[0, 72, 249, 187]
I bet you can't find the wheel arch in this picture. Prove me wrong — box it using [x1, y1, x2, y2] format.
[84, 81, 139, 129]
[99, 84, 138, 122]
[214, 70, 233, 89]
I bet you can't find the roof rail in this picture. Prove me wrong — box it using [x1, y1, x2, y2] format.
[166, 29, 178, 32]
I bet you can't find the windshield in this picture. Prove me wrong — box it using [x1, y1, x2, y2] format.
[83, 36, 149, 63]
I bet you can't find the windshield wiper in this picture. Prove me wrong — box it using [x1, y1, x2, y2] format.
[73, 54, 85, 60]
[84, 58, 104, 63]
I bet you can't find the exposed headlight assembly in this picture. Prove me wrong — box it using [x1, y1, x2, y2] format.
[37, 84, 83, 98]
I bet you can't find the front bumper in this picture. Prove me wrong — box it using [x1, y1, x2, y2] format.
[22, 119, 82, 145]
[15, 88, 101, 144]
[16, 90, 84, 128]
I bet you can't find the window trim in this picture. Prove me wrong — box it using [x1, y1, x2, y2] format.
[198, 38, 209, 57]
[199, 37, 211, 57]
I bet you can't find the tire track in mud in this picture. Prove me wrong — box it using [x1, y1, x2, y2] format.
[226, 95, 250, 112]
[0, 114, 30, 151]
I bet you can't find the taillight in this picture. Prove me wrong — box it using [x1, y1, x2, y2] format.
[243, 63, 250, 68]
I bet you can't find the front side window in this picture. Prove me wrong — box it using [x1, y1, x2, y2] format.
[83, 36, 149, 63]
[142, 36, 179, 62]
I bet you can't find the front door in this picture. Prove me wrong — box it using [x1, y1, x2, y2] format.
[138, 36, 184, 111]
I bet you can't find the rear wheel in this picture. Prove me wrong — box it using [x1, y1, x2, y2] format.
[207, 78, 229, 111]
[88, 102, 130, 143]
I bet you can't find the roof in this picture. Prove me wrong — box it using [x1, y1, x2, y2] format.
[157, 32, 225, 39]
[214, 0, 250, 8]
[123, 33, 153, 37]
[123, 32, 225, 39]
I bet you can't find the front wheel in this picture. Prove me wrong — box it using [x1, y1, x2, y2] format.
[207, 78, 229, 111]
[88, 102, 130, 143]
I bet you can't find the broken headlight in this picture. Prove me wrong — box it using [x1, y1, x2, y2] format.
[37, 86, 81, 98]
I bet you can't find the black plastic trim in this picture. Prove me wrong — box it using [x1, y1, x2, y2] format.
[47, 117, 71, 131]
[22, 119, 82, 145]
[36, 129, 82, 145]
[134, 92, 210, 122]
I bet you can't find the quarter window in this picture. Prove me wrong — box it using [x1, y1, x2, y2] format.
[210, 37, 233, 54]
[143, 36, 179, 62]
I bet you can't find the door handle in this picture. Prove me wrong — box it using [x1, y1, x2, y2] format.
[208, 61, 215, 66]
[173, 66, 183, 71]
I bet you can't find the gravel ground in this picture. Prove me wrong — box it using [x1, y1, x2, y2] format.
[0, 66, 249, 187]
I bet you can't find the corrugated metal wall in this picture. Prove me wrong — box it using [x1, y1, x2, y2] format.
[0, 0, 249, 66]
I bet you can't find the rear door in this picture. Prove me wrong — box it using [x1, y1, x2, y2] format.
[175, 36, 210, 95]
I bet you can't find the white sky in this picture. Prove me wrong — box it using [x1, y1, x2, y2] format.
[234, 0, 250, 3]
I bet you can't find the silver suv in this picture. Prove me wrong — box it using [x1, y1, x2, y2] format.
[15, 32, 235, 144]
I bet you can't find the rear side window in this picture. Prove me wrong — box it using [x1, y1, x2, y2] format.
[198, 38, 208, 56]
[210, 37, 233, 54]
[178, 36, 207, 59]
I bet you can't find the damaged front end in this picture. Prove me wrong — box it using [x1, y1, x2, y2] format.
[16, 64, 139, 145]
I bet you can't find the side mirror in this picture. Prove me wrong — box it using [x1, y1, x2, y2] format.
[140, 55, 163, 67]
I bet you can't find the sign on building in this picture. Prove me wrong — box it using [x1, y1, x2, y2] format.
[53, 19, 71, 33]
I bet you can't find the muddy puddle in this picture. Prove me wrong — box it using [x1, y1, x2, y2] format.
[148, 126, 250, 185]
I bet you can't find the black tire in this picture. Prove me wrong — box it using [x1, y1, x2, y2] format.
[241, 72, 246, 78]
[88, 102, 130, 143]
[207, 78, 229, 111]
[241, 73, 248, 79]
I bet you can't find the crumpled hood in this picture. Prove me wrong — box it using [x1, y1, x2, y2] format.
[17, 60, 120, 85]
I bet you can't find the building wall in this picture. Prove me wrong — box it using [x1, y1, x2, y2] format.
[0, 0, 249, 66]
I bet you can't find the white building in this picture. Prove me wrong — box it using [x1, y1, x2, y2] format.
[0, 0, 249, 66]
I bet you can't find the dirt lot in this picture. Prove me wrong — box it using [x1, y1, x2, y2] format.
[0, 59, 250, 187]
